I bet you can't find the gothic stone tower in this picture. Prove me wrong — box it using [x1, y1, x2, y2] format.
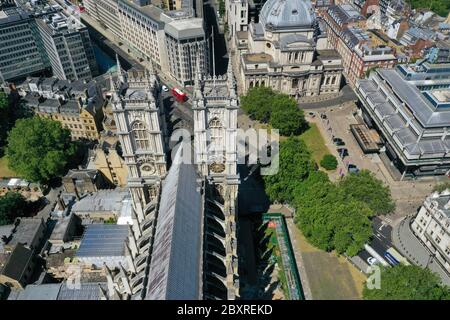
[193, 60, 240, 299]
[110, 63, 167, 224]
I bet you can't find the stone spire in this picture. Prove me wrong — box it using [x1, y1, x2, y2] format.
[109, 72, 119, 102]
[227, 59, 237, 99]
[194, 57, 203, 99]
[116, 54, 125, 83]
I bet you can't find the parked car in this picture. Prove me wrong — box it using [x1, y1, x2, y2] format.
[348, 164, 360, 174]
[367, 257, 379, 266]
[320, 113, 327, 119]
[162, 85, 169, 92]
[337, 148, 348, 158]
[333, 137, 345, 146]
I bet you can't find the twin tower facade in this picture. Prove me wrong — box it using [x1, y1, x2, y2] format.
[109, 58, 240, 299]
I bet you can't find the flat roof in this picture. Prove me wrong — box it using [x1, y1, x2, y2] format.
[165, 18, 205, 39]
[76, 224, 128, 258]
[72, 189, 130, 214]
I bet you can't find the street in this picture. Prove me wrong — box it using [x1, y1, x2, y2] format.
[203, 0, 228, 76]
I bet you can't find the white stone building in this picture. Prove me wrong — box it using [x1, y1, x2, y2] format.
[237, 0, 343, 98]
[226, 0, 249, 41]
[83, 0, 123, 39]
[412, 190, 450, 274]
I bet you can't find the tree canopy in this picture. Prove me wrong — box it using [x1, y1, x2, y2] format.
[363, 265, 450, 300]
[0, 88, 31, 156]
[0, 91, 9, 155]
[320, 154, 338, 170]
[432, 182, 450, 193]
[240, 87, 306, 136]
[6, 117, 77, 184]
[0, 192, 27, 225]
[262, 136, 395, 256]
[407, 0, 450, 17]
[339, 170, 395, 216]
[263, 137, 315, 203]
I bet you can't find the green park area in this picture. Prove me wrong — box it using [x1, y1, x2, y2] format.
[299, 123, 330, 167]
[288, 222, 366, 300]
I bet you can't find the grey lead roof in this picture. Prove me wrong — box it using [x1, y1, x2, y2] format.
[377, 69, 450, 127]
[76, 224, 128, 258]
[259, 0, 315, 30]
[8, 282, 106, 300]
[146, 145, 203, 300]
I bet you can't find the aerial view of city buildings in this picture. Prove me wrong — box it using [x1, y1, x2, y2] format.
[0, 0, 450, 304]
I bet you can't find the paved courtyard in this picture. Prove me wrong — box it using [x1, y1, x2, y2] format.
[306, 103, 436, 221]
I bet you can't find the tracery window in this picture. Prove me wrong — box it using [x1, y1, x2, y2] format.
[132, 121, 150, 150]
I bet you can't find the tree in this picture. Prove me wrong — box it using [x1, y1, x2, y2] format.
[270, 97, 306, 136]
[433, 182, 450, 193]
[363, 265, 450, 300]
[0, 192, 27, 225]
[294, 174, 373, 256]
[0, 91, 9, 155]
[0, 87, 31, 156]
[320, 154, 338, 170]
[218, 0, 226, 16]
[339, 170, 395, 216]
[6, 117, 77, 184]
[240, 87, 307, 136]
[407, 0, 450, 17]
[263, 136, 315, 202]
[240, 86, 274, 122]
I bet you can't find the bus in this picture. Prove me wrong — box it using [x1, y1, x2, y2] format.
[386, 247, 411, 266]
[172, 88, 187, 102]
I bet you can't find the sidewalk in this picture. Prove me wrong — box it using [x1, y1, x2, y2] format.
[392, 217, 450, 285]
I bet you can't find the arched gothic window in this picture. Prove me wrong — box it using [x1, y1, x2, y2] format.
[132, 121, 150, 150]
[208, 117, 225, 157]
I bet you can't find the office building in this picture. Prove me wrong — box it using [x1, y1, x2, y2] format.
[161, 10, 208, 85]
[0, 5, 50, 82]
[36, 12, 98, 81]
[356, 60, 450, 177]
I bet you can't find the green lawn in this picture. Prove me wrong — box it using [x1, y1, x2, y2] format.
[299, 123, 332, 166]
[288, 223, 366, 300]
[0, 157, 16, 178]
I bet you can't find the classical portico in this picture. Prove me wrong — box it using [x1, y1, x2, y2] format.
[239, 0, 343, 98]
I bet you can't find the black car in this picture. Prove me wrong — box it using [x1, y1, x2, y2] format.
[333, 138, 345, 146]
[320, 113, 327, 119]
[337, 148, 348, 158]
[348, 164, 360, 174]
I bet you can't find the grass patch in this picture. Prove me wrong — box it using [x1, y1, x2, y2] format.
[299, 123, 332, 167]
[289, 226, 366, 300]
[0, 157, 16, 179]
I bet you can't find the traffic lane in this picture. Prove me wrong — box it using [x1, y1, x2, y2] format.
[357, 217, 394, 264]
[373, 217, 393, 241]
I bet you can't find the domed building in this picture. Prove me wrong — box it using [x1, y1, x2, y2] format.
[238, 0, 343, 98]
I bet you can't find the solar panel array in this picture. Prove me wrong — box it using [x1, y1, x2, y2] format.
[76, 224, 128, 257]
